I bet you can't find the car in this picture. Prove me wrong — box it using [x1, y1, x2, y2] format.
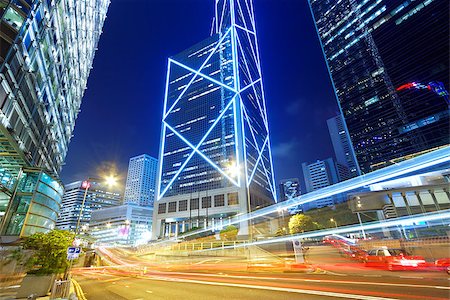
[435, 258, 450, 275]
[364, 247, 426, 271]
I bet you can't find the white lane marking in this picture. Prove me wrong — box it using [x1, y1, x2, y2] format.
[0, 285, 20, 290]
[146, 290, 153, 293]
[140, 275, 397, 300]
[400, 276, 423, 279]
[147, 270, 450, 290]
[125, 285, 130, 288]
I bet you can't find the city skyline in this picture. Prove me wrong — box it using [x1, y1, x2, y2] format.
[59, 0, 339, 186]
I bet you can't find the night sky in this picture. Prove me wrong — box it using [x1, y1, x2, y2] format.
[60, 0, 339, 192]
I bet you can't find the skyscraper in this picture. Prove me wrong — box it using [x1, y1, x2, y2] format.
[327, 114, 359, 178]
[279, 178, 301, 202]
[124, 154, 158, 207]
[302, 158, 340, 209]
[0, 0, 109, 237]
[56, 180, 122, 232]
[309, 0, 449, 174]
[153, 0, 276, 238]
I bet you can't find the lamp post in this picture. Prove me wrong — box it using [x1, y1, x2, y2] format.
[356, 199, 367, 239]
[75, 176, 117, 236]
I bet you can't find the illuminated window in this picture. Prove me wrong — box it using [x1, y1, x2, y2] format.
[227, 192, 239, 205]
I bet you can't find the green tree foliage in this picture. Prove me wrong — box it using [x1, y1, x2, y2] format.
[219, 225, 238, 240]
[22, 230, 75, 275]
[288, 214, 318, 234]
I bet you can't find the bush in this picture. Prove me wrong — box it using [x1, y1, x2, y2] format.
[22, 230, 75, 275]
[220, 225, 238, 240]
[288, 214, 318, 234]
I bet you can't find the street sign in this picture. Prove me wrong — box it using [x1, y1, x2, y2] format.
[292, 239, 304, 264]
[67, 247, 81, 260]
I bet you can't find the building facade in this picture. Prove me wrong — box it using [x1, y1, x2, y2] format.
[0, 168, 63, 239]
[0, 0, 109, 237]
[302, 158, 340, 209]
[279, 178, 301, 202]
[327, 114, 359, 178]
[124, 154, 158, 207]
[56, 180, 121, 232]
[153, 0, 277, 238]
[90, 204, 153, 246]
[309, 0, 449, 174]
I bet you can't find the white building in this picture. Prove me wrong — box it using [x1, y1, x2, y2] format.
[90, 204, 153, 246]
[56, 180, 122, 232]
[124, 154, 158, 207]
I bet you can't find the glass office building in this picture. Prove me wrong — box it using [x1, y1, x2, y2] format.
[154, 0, 276, 239]
[309, 0, 449, 174]
[124, 154, 158, 207]
[56, 180, 121, 232]
[0, 0, 109, 237]
[0, 168, 63, 238]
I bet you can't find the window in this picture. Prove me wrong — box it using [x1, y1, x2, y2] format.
[3, 7, 24, 30]
[168, 202, 177, 213]
[214, 194, 225, 207]
[158, 203, 166, 214]
[228, 192, 239, 205]
[190, 198, 199, 210]
[179, 200, 188, 211]
[202, 196, 211, 208]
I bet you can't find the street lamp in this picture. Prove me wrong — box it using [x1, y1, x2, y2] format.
[330, 218, 338, 229]
[75, 176, 117, 236]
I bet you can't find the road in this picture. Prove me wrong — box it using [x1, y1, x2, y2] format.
[74, 268, 450, 300]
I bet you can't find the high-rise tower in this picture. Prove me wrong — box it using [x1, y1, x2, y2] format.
[309, 0, 449, 174]
[124, 154, 158, 207]
[0, 0, 110, 238]
[153, 0, 276, 239]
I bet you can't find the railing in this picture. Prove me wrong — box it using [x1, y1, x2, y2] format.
[170, 240, 250, 251]
[49, 279, 71, 299]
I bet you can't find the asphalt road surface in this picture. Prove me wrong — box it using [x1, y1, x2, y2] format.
[74, 268, 450, 300]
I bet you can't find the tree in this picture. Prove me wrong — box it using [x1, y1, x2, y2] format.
[288, 214, 317, 234]
[220, 225, 238, 240]
[22, 230, 75, 275]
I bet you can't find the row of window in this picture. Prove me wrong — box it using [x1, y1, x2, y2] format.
[158, 192, 239, 214]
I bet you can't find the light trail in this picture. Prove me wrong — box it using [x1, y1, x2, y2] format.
[148, 146, 450, 245]
[194, 209, 450, 251]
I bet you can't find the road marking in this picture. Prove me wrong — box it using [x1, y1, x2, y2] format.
[140, 275, 397, 300]
[146, 290, 153, 293]
[148, 271, 450, 290]
[72, 279, 87, 300]
[0, 285, 20, 290]
[400, 276, 423, 279]
[102, 278, 123, 283]
[125, 285, 130, 288]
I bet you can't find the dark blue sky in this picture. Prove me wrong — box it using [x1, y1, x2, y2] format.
[60, 0, 339, 189]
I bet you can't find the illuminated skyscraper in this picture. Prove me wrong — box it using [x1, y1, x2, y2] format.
[124, 154, 158, 207]
[153, 0, 276, 238]
[0, 0, 109, 237]
[309, 0, 449, 174]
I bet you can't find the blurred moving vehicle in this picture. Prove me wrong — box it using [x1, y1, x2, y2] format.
[364, 247, 426, 271]
[434, 258, 450, 275]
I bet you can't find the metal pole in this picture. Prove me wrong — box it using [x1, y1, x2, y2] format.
[75, 181, 90, 235]
[357, 212, 367, 239]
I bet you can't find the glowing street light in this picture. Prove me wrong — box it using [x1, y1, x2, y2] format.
[330, 218, 338, 229]
[75, 175, 118, 235]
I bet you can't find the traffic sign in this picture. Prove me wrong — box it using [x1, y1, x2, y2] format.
[292, 239, 305, 264]
[67, 247, 81, 260]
